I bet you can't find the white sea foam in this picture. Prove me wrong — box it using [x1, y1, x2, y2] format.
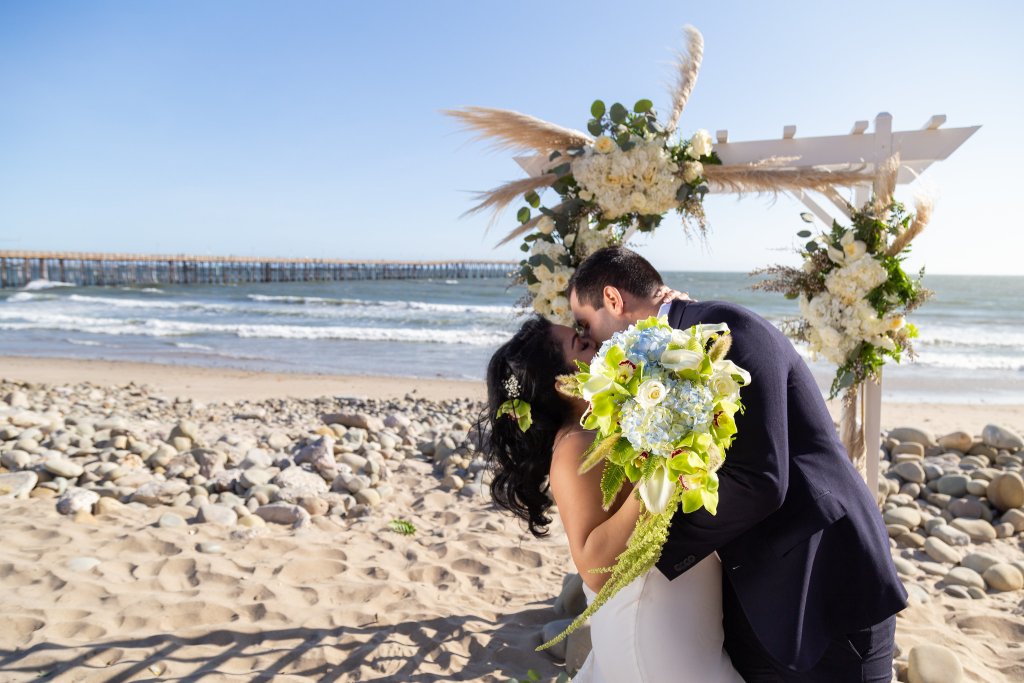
[65, 338, 103, 347]
[22, 279, 74, 290]
[245, 293, 519, 317]
[0, 311, 509, 346]
[67, 294, 233, 311]
[173, 342, 215, 351]
[5, 292, 49, 303]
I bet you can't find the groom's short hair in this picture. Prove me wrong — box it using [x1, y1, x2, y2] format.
[569, 246, 664, 309]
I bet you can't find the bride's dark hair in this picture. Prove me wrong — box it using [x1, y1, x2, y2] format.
[482, 315, 574, 538]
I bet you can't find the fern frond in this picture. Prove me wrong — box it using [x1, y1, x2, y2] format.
[600, 461, 626, 510]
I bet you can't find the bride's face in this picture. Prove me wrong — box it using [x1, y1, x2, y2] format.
[550, 324, 597, 367]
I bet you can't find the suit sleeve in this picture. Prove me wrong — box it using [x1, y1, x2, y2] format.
[659, 303, 792, 577]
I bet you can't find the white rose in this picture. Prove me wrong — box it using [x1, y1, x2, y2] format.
[710, 372, 740, 399]
[635, 379, 667, 410]
[630, 191, 648, 212]
[536, 216, 555, 235]
[594, 136, 615, 154]
[532, 296, 550, 315]
[549, 294, 570, 314]
[687, 129, 713, 158]
[887, 315, 905, 331]
[681, 161, 703, 184]
[818, 326, 843, 349]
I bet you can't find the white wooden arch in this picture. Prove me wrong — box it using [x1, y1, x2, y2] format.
[714, 112, 978, 496]
[516, 112, 980, 495]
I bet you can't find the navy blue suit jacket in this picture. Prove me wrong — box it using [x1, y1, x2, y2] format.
[655, 299, 907, 671]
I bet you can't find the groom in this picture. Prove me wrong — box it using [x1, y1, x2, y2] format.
[568, 246, 907, 682]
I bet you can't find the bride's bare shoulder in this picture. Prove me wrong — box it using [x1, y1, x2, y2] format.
[549, 429, 596, 480]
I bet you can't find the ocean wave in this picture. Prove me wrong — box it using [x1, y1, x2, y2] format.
[173, 342, 215, 351]
[245, 293, 519, 316]
[5, 292, 54, 303]
[66, 294, 234, 311]
[0, 311, 510, 346]
[65, 338, 103, 347]
[22, 279, 75, 290]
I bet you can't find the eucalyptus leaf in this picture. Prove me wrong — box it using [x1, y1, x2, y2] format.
[609, 102, 627, 124]
[520, 243, 529, 252]
[797, 230, 812, 238]
[591, 99, 606, 118]
[524, 191, 540, 208]
[805, 241, 819, 252]
[527, 254, 556, 270]
[587, 119, 604, 137]
[517, 207, 531, 224]
[634, 98, 653, 113]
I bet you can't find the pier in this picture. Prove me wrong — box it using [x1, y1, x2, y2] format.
[0, 251, 516, 288]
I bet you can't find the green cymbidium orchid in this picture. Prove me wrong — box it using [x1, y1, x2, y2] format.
[710, 399, 740, 443]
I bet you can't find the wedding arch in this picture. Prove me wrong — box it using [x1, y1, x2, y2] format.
[449, 26, 978, 496]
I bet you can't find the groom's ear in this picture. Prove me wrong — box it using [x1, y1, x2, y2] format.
[602, 286, 624, 315]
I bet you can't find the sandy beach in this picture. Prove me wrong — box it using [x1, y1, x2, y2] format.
[1, 357, 1023, 682]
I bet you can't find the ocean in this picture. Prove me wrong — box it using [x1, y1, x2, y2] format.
[1, 273, 1022, 404]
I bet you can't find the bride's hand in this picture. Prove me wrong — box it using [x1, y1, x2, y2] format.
[652, 285, 691, 305]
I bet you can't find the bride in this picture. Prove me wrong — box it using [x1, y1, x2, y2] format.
[482, 313, 742, 682]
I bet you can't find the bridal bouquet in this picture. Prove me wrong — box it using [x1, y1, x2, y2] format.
[537, 315, 750, 651]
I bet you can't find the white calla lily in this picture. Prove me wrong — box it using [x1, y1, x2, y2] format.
[638, 464, 676, 515]
[582, 374, 615, 401]
[660, 348, 703, 374]
[697, 322, 730, 337]
[712, 359, 751, 387]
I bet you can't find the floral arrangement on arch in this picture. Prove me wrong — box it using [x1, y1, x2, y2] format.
[752, 154, 933, 399]
[513, 100, 720, 323]
[447, 26, 876, 324]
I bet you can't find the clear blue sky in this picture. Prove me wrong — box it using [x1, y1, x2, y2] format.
[1, 1, 1020, 275]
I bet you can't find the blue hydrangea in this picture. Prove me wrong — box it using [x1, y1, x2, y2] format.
[619, 367, 715, 458]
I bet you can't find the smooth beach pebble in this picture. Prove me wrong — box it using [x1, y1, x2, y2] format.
[987, 472, 1024, 511]
[158, 513, 186, 529]
[0, 471, 38, 498]
[908, 645, 965, 683]
[950, 518, 997, 543]
[937, 431, 973, 453]
[889, 428, 937, 448]
[982, 563, 1024, 592]
[196, 542, 224, 554]
[943, 567, 985, 590]
[981, 424, 1024, 451]
[923, 537, 962, 564]
[961, 552, 1001, 575]
[893, 462, 926, 484]
[66, 557, 101, 572]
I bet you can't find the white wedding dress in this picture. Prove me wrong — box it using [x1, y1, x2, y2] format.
[570, 553, 743, 682]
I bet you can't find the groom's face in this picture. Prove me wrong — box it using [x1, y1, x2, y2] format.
[569, 288, 626, 345]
